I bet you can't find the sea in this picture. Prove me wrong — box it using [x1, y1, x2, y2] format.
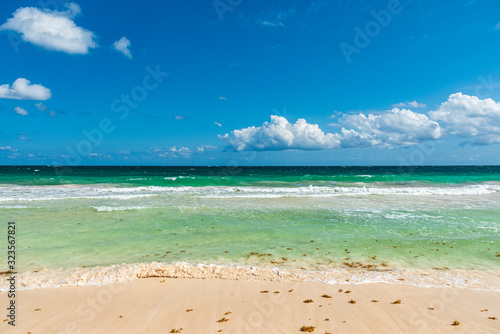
[0, 165, 499, 290]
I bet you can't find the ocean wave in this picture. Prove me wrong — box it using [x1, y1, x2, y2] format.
[1, 261, 499, 291]
[0, 183, 499, 202]
[91, 206, 152, 212]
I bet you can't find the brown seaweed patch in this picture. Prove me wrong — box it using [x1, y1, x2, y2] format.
[303, 299, 314, 303]
[391, 300, 402, 304]
[321, 294, 332, 298]
[451, 320, 460, 326]
[299, 326, 316, 332]
[0, 271, 15, 276]
[342, 261, 383, 270]
[247, 252, 272, 258]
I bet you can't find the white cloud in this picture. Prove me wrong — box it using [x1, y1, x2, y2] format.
[174, 115, 186, 120]
[339, 108, 443, 148]
[215, 121, 222, 127]
[260, 21, 285, 27]
[196, 145, 217, 153]
[392, 101, 426, 108]
[218, 96, 228, 100]
[35, 102, 47, 111]
[221, 110, 442, 151]
[167, 146, 191, 158]
[0, 78, 51, 100]
[14, 106, 28, 116]
[0, 3, 97, 54]
[219, 93, 500, 152]
[113, 37, 132, 58]
[495, 22, 500, 31]
[219, 115, 341, 151]
[429, 93, 500, 144]
[155, 146, 191, 158]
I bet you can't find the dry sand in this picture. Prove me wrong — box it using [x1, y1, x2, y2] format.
[1, 278, 499, 334]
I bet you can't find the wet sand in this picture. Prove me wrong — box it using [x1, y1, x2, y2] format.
[1, 278, 499, 333]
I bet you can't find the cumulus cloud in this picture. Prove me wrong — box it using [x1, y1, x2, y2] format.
[218, 96, 227, 100]
[221, 111, 442, 151]
[215, 121, 222, 127]
[14, 106, 28, 116]
[0, 3, 97, 54]
[219, 115, 341, 151]
[0, 78, 51, 100]
[429, 93, 500, 144]
[220, 93, 500, 152]
[113, 37, 132, 58]
[339, 108, 443, 148]
[392, 101, 426, 108]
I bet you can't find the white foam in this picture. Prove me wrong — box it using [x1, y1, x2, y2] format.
[2, 262, 499, 291]
[0, 182, 499, 202]
[91, 206, 152, 212]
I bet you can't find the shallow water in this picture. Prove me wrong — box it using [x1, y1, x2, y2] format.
[0, 166, 499, 290]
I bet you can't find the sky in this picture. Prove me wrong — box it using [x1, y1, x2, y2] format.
[1, 0, 500, 166]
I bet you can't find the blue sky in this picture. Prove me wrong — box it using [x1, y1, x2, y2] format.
[1, 0, 500, 165]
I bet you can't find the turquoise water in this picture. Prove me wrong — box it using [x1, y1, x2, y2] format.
[0, 166, 499, 288]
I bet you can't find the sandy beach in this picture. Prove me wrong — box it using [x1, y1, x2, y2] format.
[2, 278, 499, 334]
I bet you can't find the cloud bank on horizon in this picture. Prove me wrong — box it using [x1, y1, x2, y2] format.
[219, 93, 500, 151]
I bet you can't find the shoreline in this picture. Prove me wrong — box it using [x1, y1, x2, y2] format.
[2, 261, 500, 291]
[1, 277, 499, 333]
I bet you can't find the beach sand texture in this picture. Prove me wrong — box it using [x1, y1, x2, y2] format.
[2, 278, 499, 334]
